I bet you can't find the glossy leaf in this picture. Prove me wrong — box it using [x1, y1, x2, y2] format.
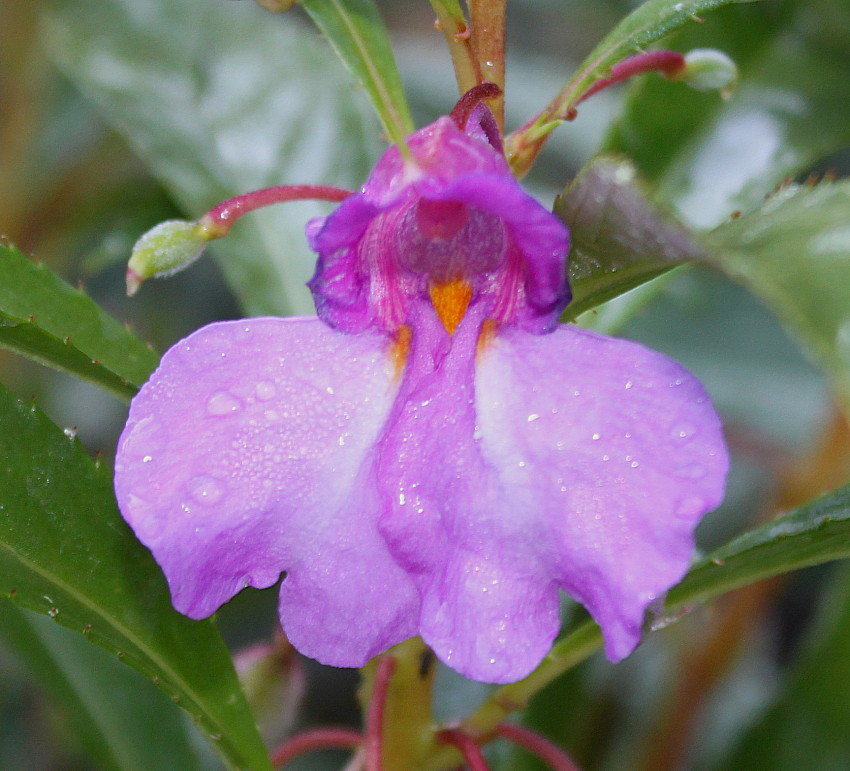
[0, 383, 271, 771]
[0, 244, 158, 399]
[703, 181, 850, 412]
[459, 482, 850, 741]
[604, 0, 850, 227]
[0, 604, 204, 771]
[556, 156, 706, 321]
[299, 0, 414, 145]
[43, 0, 383, 316]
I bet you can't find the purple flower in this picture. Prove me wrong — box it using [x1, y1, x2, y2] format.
[114, 108, 727, 684]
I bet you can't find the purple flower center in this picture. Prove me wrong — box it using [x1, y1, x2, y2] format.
[307, 112, 571, 338]
[398, 200, 505, 283]
[414, 199, 469, 241]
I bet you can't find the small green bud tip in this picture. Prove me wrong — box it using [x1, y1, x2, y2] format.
[126, 219, 212, 296]
[679, 49, 738, 94]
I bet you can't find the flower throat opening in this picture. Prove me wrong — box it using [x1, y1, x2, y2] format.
[395, 198, 505, 335]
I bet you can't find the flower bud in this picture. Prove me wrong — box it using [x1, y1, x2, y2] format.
[234, 636, 305, 745]
[126, 219, 211, 296]
[679, 48, 738, 93]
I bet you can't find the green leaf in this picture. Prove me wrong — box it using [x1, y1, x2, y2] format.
[717, 566, 850, 770]
[561, 0, 754, 112]
[461, 482, 850, 741]
[556, 156, 706, 321]
[0, 604, 205, 771]
[0, 383, 271, 771]
[604, 0, 850, 227]
[670, 482, 850, 607]
[43, 0, 384, 316]
[702, 180, 850, 413]
[299, 0, 414, 146]
[0, 244, 158, 399]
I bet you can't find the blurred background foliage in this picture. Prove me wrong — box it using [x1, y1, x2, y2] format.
[1, 0, 850, 768]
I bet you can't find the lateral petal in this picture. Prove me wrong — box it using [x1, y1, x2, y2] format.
[475, 325, 728, 662]
[114, 317, 419, 665]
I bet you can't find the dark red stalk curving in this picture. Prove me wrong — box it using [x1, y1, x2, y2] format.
[365, 654, 396, 771]
[203, 184, 352, 236]
[270, 727, 362, 768]
[496, 723, 582, 771]
[437, 728, 491, 771]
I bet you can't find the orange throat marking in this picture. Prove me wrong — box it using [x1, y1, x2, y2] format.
[477, 318, 497, 358]
[391, 324, 412, 380]
[429, 279, 473, 335]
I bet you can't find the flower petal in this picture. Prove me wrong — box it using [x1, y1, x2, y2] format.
[419, 550, 560, 683]
[475, 325, 728, 661]
[373, 305, 562, 682]
[115, 317, 419, 666]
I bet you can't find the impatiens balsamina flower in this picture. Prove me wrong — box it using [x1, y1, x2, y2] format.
[115, 105, 728, 684]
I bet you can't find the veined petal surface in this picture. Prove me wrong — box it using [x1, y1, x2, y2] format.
[115, 317, 419, 666]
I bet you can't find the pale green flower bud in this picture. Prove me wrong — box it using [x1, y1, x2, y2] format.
[126, 219, 212, 296]
[680, 49, 738, 93]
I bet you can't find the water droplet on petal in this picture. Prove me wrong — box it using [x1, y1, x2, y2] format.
[255, 381, 276, 401]
[207, 391, 242, 415]
[527, 413, 540, 422]
[672, 423, 696, 439]
[188, 475, 225, 505]
[142, 455, 153, 463]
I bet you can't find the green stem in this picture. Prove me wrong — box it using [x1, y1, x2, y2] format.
[506, 48, 687, 177]
[428, 0, 480, 95]
[360, 638, 437, 770]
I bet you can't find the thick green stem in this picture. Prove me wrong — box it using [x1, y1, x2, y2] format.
[359, 638, 437, 770]
[428, 0, 480, 95]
